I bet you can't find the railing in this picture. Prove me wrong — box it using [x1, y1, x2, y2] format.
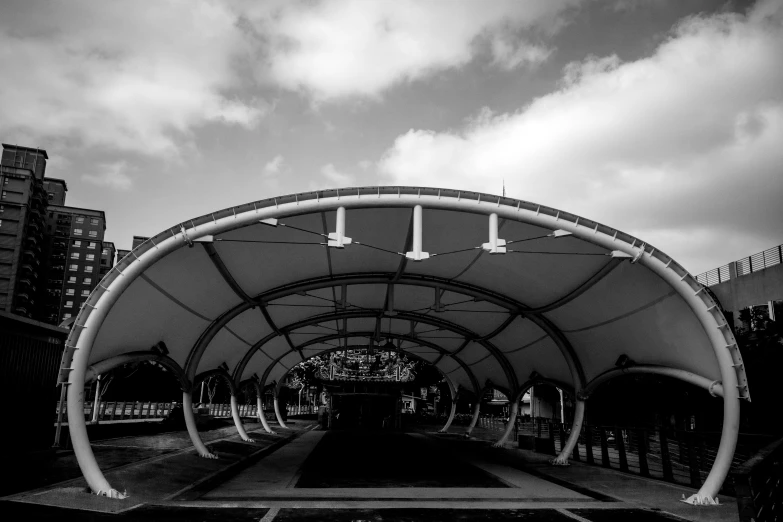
[57, 401, 317, 423]
[286, 404, 316, 416]
[467, 418, 773, 496]
[734, 436, 783, 522]
[696, 243, 783, 287]
[58, 401, 178, 422]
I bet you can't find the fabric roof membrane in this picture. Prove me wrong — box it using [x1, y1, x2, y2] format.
[63, 186, 747, 504]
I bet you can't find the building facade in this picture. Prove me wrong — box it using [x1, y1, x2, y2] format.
[40, 206, 107, 325]
[0, 144, 48, 317]
[100, 241, 116, 279]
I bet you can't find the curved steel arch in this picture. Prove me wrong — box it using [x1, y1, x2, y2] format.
[187, 271, 593, 397]
[84, 351, 191, 392]
[232, 308, 512, 393]
[63, 186, 744, 503]
[583, 364, 725, 399]
[258, 331, 481, 396]
[272, 342, 462, 398]
[194, 367, 236, 396]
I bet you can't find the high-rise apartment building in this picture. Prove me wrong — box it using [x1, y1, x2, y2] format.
[40, 206, 107, 324]
[100, 241, 116, 279]
[0, 144, 48, 317]
[43, 178, 68, 206]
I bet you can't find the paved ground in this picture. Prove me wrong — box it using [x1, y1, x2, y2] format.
[1, 422, 741, 521]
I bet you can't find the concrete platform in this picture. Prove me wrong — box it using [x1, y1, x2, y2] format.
[1, 425, 741, 521]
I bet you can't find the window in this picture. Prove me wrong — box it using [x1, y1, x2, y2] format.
[85, 266, 94, 273]
[88, 242, 96, 249]
[90, 218, 99, 225]
[75, 216, 84, 224]
[74, 228, 83, 236]
[1, 191, 6, 199]
[83, 277, 92, 285]
[65, 288, 74, 296]
[86, 254, 95, 261]
[64, 301, 73, 308]
[81, 289, 89, 297]
[69, 264, 78, 271]
[62, 313, 72, 319]
[72, 240, 81, 247]
[0, 205, 4, 213]
[70, 252, 80, 259]
[47, 193, 54, 201]
[88, 230, 97, 238]
[102, 248, 109, 255]
[68, 276, 76, 284]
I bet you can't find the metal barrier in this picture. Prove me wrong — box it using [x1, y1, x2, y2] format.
[465, 418, 774, 497]
[696, 243, 783, 287]
[286, 404, 316, 416]
[734, 436, 783, 521]
[57, 401, 265, 422]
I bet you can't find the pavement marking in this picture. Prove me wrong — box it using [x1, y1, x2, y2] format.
[555, 508, 592, 522]
[259, 506, 279, 521]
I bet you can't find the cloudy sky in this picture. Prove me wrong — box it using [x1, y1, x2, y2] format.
[1, 0, 781, 273]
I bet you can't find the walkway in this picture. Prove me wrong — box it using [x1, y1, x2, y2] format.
[1, 426, 742, 521]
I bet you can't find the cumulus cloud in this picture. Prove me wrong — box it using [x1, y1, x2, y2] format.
[82, 161, 133, 191]
[0, 0, 267, 157]
[490, 35, 554, 70]
[247, 0, 581, 101]
[320, 164, 354, 186]
[378, 0, 783, 272]
[263, 155, 285, 175]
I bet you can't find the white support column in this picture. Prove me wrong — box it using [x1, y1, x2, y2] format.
[551, 398, 585, 465]
[183, 391, 217, 459]
[481, 213, 507, 254]
[328, 207, 352, 248]
[230, 395, 254, 442]
[439, 402, 457, 433]
[257, 395, 276, 434]
[405, 205, 429, 261]
[465, 401, 481, 436]
[91, 375, 102, 423]
[273, 397, 289, 429]
[493, 399, 519, 447]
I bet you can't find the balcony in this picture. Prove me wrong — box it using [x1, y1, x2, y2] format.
[14, 306, 29, 316]
[25, 235, 38, 246]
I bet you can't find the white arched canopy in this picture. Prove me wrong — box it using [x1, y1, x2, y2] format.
[61, 186, 748, 505]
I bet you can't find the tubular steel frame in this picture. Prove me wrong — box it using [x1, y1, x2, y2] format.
[62, 187, 746, 503]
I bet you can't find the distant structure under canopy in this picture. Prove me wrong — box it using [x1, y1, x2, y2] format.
[60, 186, 747, 505]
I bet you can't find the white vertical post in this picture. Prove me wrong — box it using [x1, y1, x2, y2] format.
[466, 401, 481, 436]
[91, 375, 102, 423]
[53, 383, 67, 448]
[328, 207, 351, 248]
[405, 205, 429, 261]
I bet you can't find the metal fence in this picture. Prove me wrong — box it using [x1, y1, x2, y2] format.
[696, 243, 783, 287]
[735, 435, 783, 522]
[466, 417, 773, 497]
[58, 401, 317, 423]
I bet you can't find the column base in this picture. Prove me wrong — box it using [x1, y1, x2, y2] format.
[550, 456, 571, 466]
[93, 488, 127, 499]
[682, 493, 720, 505]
